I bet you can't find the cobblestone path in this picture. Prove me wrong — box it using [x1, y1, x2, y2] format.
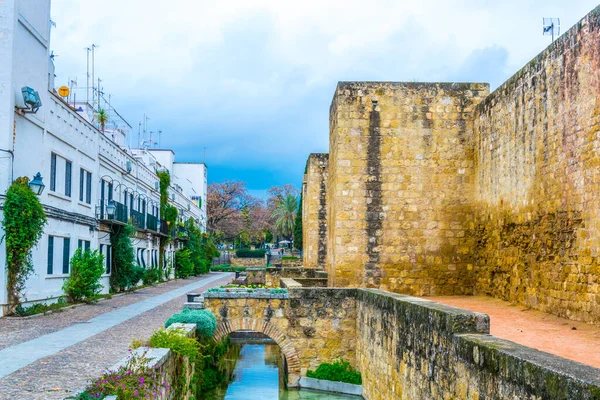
[0, 273, 233, 400]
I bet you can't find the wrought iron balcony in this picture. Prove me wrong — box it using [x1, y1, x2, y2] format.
[131, 209, 145, 230]
[147, 214, 158, 232]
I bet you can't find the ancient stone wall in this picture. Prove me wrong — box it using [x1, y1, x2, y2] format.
[327, 82, 489, 294]
[356, 289, 600, 400]
[302, 153, 329, 269]
[473, 6, 600, 324]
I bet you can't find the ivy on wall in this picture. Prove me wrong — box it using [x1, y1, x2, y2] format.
[109, 224, 144, 292]
[2, 177, 47, 311]
[157, 170, 172, 274]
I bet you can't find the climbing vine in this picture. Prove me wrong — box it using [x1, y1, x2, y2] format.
[2, 177, 47, 311]
[157, 170, 171, 275]
[109, 224, 144, 292]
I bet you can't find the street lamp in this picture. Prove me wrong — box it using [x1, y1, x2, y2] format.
[106, 199, 116, 219]
[29, 172, 45, 195]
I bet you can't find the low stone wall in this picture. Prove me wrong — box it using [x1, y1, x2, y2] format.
[246, 268, 265, 286]
[356, 289, 600, 400]
[281, 267, 327, 279]
[107, 323, 197, 400]
[230, 256, 266, 267]
[282, 259, 303, 268]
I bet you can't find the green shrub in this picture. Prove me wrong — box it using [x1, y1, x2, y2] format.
[235, 248, 265, 258]
[175, 249, 194, 278]
[282, 256, 299, 261]
[63, 248, 105, 302]
[143, 267, 161, 285]
[165, 309, 217, 338]
[149, 328, 201, 360]
[306, 359, 362, 385]
[14, 297, 67, 316]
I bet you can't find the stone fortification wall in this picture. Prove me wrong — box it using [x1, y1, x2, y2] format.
[327, 81, 489, 294]
[473, 6, 600, 324]
[302, 153, 329, 269]
[356, 289, 600, 400]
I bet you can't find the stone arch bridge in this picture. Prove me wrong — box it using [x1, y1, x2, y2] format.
[201, 287, 358, 387]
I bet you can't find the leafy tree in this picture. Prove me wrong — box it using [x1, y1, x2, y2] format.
[2, 177, 47, 311]
[95, 108, 108, 132]
[63, 248, 105, 302]
[207, 181, 254, 238]
[272, 193, 297, 239]
[293, 194, 303, 250]
[175, 249, 194, 278]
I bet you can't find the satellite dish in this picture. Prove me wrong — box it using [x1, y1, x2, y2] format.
[543, 18, 560, 42]
[58, 85, 70, 97]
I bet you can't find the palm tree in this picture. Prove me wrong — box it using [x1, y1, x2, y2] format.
[95, 108, 108, 132]
[272, 194, 297, 239]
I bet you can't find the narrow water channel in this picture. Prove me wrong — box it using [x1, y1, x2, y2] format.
[204, 342, 361, 400]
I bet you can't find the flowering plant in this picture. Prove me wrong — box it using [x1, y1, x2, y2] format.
[86, 350, 170, 399]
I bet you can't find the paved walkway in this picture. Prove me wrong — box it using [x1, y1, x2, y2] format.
[0, 273, 233, 400]
[425, 295, 600, 369]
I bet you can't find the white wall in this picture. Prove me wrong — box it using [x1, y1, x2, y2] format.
[172, 162, 207, 230]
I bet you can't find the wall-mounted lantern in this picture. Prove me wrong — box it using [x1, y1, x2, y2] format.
[29, 172, 45, 195]
[106, 199, 116, 219]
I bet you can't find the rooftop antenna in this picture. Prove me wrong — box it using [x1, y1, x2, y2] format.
[158, 130, 162, 148]
[137, 121, 141, 148]
[543, 18, 560, 43]
[85, 47, 90, 105]
[91, 44, 99, 109]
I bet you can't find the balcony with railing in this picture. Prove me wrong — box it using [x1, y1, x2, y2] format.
[131, 209, 145, 230]
[147, 214, 158, 231]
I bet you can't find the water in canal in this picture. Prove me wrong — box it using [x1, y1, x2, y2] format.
[204, 342, 361, 400]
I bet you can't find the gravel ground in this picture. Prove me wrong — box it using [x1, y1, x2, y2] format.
[0, 273, 232, 400]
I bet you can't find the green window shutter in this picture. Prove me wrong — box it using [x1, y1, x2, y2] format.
[47, 236, 54, 275]
[86, 172, 92, 204]
[79, 169, 84, 202]
[78, 239, 82, 249]
[65, 160, 72, 197]
[63, 238, 70, 274]
[50, 154, 56, 191]
[85, 241, 90, 251]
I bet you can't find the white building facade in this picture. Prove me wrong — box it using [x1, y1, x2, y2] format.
[0, 0, 207, 315]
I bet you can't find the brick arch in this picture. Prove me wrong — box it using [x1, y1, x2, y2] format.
[213, 318, 301, 386]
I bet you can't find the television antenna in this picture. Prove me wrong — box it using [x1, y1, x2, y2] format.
[543, 18, 560, 42]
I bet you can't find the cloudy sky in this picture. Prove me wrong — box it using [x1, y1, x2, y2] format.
[49, 0, 598, 197]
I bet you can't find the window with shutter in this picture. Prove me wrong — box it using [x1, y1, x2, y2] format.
[63, 238, 70, 274]
[107, 245, 112, 274]
[86, 172, 92, 204]
[50, 154, 56, 191]
[85, 241, 90, 251]
[65, 160, 72, 197]
[79, 169, 84, 201]
[47, 236, 54, 275]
